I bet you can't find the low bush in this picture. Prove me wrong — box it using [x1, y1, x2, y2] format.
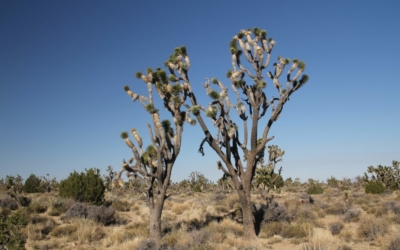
[329, 221, 344, 235]
[307, 184, 323, 195]
[388, 237, 400, 250]
[0, 209, 29, 249]
[357, 216, 388, 240]
[0, 197, 18, 210]
[23, 174, 43, 193]
[58, 168, 105, 205]
[342, 208, 361, 223]
[255, 201, 289, 223]
[65, 202, 115, 225]
[365, 181, 385, 194]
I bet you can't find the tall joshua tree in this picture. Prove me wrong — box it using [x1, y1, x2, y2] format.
[162, 27, 309, 238]
[118, 66, 196, 243]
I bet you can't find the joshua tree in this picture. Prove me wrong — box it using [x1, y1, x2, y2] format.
[253, 145, 285, 195]
[166, 27, 309, 238]
[363, 160, 400, 191]
[118, 65, 196, 243]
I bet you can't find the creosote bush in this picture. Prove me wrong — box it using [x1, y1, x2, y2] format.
[365, 181, 385, 194]
[307, 184, 324, 195]
[23, 174, 43, 193]
[58, 168, 105, 205]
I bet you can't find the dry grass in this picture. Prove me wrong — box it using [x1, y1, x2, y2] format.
[7, 185, 399, 250]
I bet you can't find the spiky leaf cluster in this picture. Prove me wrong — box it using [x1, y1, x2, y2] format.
[145, 103, 159, 114]
[190, 106, 200, 116]
[208, 90, 220, 100]
[205, 106, 218, 118]
[162, 119, 174, 137]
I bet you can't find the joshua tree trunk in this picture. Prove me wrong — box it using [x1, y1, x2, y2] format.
[237, 189, 257, 238]
[148, 193, 165, 243]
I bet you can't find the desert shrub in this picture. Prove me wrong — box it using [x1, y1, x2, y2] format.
[357, 217, 388, 240]
[0, 197, 18, 210]
[26, 216, 55, 240]
[73, 218, 105, 244]
[136, 239, 157, 250]
[0, 209, 29, 249]
[111, 199, 130, 212]
[384, 201, 400, 214]
[261, 221, 312, 239]
[65, 202, 115, 225]
[48, 197, 74, 216]
[325, 201, 349, 215]
[307, 184, 323, 195]
[329, 221, 344, 235]
[342, 208, 361, 223]
[365, 181, 385, 194]
[255, 201, 289, 223]
[28, 201, 48, 214]
[23, 174, 43, 193]
[388, 237, 400, 250]
[211, 192, 226, 202]
[58, 168, 105, 205]
[337, 245, 353, 250]
[50, 224, 77, 238]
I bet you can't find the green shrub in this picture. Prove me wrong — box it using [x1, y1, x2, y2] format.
[23, 174, 43, 193]
[59, 168, 105, 205]
[0, 209, 29, 249]
[365, 181, 385, 194]
[307, 184, 323, 195]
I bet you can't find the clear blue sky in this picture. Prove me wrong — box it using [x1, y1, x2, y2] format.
[1, 1, 399, 184]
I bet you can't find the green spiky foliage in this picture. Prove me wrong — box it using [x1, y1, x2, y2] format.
[268, 37, 273, 42]
[170, 96, 182, 104]
[229, 40, 238, 54]
[58, 168, 105, 205]
[205, 106, 218, 118]
[168, 75, 178, 82]
[120, 131, 129, 139]
[179, 46, 187, 56]
[162, 119, 174, 136]
[226, 70, 232, 78]
[208, 90, 220, 100]
[211, 78, 218, 84]
[285, 58, 290, 64]
[170, 84, 182, 96]
[255, 80, 266, 89]
[145, 103, 159, 114]
[299, 74, 309, 85]
[237, 31, 245, 39]
[253, 27, 261, 36]
[189, 120, 196, 125]
[146, 68, 153, 74]
[234, 79, 245, 88]
[123, 85, 130, 91]
[293, 58, 299, 64]
[260, 30, 267, 39]
[135, 72, 143, 79]
[158, 70, 168, 83]
[145, 145, 157, 159]
[298, 61, 306, 71]
[190, 106, 200, 116]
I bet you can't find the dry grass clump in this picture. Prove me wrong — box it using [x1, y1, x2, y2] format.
[341, 208, 361, 223]
[324, 200, 349, 215]
[260, 221, 313, 239]
[339, 228, 353, 242]
[329, 221, 344, 235]
[73, 218, 104, 244]
[26, 215, 56, 240]
[387, 236, 400, 250]
[28, 201, 48, 214]
[171, 202, 191, 214]
[357, 216, 388, 241]
[64, 202, 116, 225]
[125, 222, 149, 238]
[111, 199, 131, 212]
[48, 196, 75, 216]
[50, 223, 78, 238]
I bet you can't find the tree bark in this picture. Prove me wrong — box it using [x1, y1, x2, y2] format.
[149, 196, 164, 244]
[237, 190, 257, 239]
